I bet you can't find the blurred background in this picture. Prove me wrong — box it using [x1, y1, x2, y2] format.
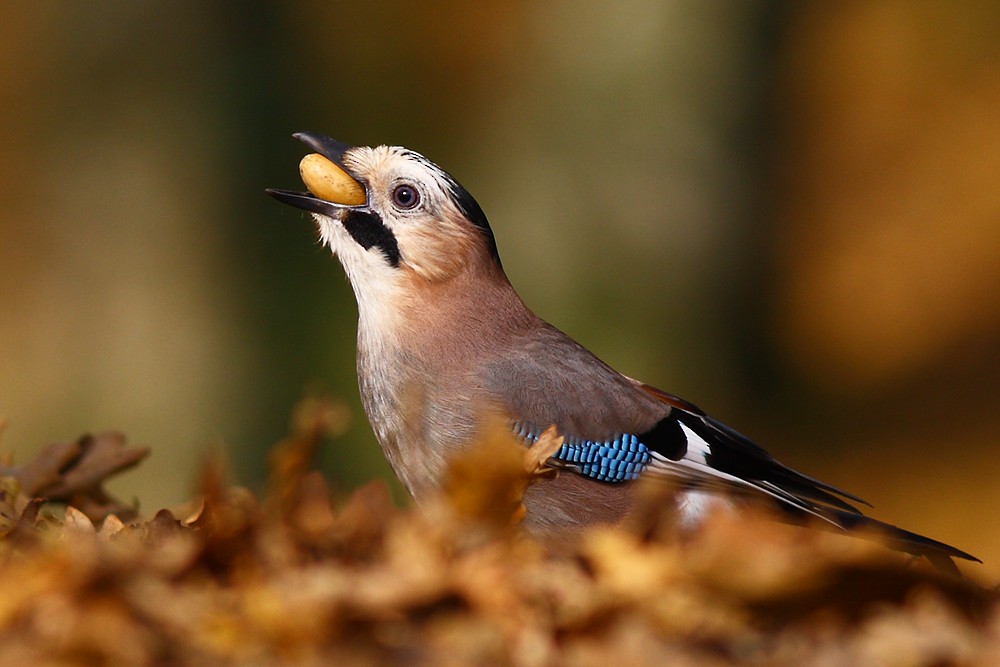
[2, 2, 999, 570]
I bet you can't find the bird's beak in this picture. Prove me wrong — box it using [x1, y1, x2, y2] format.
[266, 132, 368, 216]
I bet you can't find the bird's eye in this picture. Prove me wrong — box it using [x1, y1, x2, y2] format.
[392, 184, 420, 210]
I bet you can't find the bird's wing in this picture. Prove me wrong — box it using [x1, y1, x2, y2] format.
[484, 325, 977, 564]
[487, 326, 864, 515]
[635, 381, 869, 514]
[510, 375, 865, 517]
[633, 381, 979, 564]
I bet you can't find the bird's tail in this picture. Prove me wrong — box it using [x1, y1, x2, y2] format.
[815, 508, 980, 575]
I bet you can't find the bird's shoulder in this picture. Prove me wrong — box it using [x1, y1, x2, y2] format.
[477, 320, 865, 510]
[479, 320, 672, 439]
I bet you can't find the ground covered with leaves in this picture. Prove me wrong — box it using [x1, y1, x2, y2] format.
[0, 400, 997, 666]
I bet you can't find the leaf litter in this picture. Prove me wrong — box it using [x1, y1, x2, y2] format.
[0, 397, 996, 666]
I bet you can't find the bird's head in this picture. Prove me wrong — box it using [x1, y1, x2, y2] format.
[267, 133, 501, 293]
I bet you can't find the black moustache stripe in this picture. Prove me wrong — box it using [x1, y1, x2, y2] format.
[342, 210, 401, 267]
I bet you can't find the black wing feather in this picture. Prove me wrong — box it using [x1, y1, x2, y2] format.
[674, 411, 869, 513]
[657, 406, 979, 567]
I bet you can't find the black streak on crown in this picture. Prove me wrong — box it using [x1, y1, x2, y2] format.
[342, 210, 401, 267]
[405, 150, 502, 266]
[445, 177, 502, 266]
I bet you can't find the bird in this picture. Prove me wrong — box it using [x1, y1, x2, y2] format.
[267, 131, 978, 572]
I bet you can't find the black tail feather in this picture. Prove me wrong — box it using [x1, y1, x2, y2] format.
[823, 508, 980, 572]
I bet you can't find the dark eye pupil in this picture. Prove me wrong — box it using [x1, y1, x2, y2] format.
[393, 185, 418, 209]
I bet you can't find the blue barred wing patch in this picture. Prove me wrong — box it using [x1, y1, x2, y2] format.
[513, 421, 652, 482]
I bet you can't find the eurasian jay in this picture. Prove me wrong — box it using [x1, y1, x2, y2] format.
[267, 132, 978, 571]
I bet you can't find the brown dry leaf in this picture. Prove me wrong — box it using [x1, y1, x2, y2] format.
[441, 423, 532, 529]
[0, 440, 83, 496]
[299, 477, 394, 562]
[63, 505, 95, 533]
[523, 424, 564, 475]
[0, 476, 21, 531]
[98, 513, 126, 538]
[178, 496, 206, 526]
[268, 394, 351, 517]
[0, 431, 148, 522]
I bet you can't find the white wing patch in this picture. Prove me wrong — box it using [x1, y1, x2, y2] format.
[678, 422, 710, 464]
[676, 490, 727, 528]
[646, 421, 841, 527]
